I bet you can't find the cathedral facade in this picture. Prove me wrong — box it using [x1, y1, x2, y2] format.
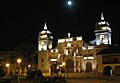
[37, 13, 112, 76]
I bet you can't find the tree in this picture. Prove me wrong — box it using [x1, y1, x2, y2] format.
[14, 43, 37, 67]
[0, 66, 4, 78]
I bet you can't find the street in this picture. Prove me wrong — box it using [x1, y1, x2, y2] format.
[66, 77, 120, 83]
[1, 76, 120, 83]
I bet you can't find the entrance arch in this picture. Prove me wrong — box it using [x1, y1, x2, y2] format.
[86, 62, 92, 73]
[114, 66, 120, 75]
[66, 59, 74, 73]
[103, 66, 112, 76]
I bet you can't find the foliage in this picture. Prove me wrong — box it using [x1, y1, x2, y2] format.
[14, 43, 37, 64]
[0, 66, 4, 78]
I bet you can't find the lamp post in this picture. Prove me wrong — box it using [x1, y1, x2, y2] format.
[6, 63, 10, 77]
[17, 59, 21, 83]
[28, 64, 31, 70]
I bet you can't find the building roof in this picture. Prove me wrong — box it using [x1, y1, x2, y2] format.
[95, 13, 110, 30]
[97, 45, 120, 55]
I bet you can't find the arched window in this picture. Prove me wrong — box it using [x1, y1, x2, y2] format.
[103, 66, 112, 76]
[86, 62, 92, 73]
[66, 59, 74, 73]
[114, 66, 120, 75]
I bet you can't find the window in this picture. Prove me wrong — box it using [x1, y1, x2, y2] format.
[42, 59, 44, 62]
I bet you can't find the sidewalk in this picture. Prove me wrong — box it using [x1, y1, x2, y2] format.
[64, 73, 120, 79]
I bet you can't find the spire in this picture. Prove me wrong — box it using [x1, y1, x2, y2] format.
[101, 12, 104, 21]
[68, 32, 71, 38]
[44, 22, 47, 30]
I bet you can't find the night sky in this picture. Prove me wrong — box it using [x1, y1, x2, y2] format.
[0, 0, 120, 51]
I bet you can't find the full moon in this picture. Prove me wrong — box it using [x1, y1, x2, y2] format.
[68, 1, 72, 5]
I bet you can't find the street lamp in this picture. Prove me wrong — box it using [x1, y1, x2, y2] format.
[28, 64, 31, 70]
[17, 58, 21, 82]
[6, 63, 10, 77]
[17, 59, 21, 64]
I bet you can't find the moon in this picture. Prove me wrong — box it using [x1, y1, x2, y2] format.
[68, 1, 72, 6]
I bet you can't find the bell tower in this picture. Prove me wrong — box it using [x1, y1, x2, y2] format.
[95, 13, 112, 45]
[38, 22, 53, 51]
[38, 22, 53, 76]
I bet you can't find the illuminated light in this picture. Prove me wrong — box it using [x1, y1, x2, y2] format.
[88, 56, 94, 59]
[101, 13, 104, 20]
[47, 31, 50, 33]
[88, 46, 94, 49]
[66, 50, 68, 55]
[67, 42, 71, 47]
[74, 53, 76, 56]
[48, 43, 52, 49]
[17, 59, 21, 63]
[58, 54, 60, 58]
[51, 50, 53, 52]
[102, 27, 107, 30]
[76, 49, 78, 53]
[83, 57, 87, 59]
[82, 46, 86, 50]
[43, 45, 47, 50]
[55, 48, 58, 52]
[77, 37, 82, 41]
[102, 39, 109, 44]
[68, 1, 72, 5]
[44, 22, 47, 30]
[38, 45, 42, 51]
[41, 31, 46, 34]
[62, 62, 65, 66]
[60, 65, 63, 67]
[83, 56, 94, 60]
[98, 21, 105, 25]
[68, 32, 71, 38]
[58, 39, 65, 43]
[6, 63, 10, 67]
[41, 30, 50, 34]
[28, 64, 31, 68]
[50, 36, 53, 39]
[102, 27, 111, 30]
[107, 27, 111, 30]
[50, 59, 57, 61]
[66, 38, 73, 42]
[40, 35, 47, 38]
[96, 40, 100, 45]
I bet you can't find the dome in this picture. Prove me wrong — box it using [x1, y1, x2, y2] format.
[40, 22, 52, 35]
[95, 13, 111, 31]
[39, 22, 53, 40]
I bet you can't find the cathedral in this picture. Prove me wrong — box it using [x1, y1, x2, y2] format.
[37, 13, 112, 76]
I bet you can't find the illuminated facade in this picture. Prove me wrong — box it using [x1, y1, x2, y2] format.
[95, 13, 111, 45]
[38, 25, 97, 76]
[38, 13, 112, 76]
[38, 23, 53, 75]
[38, 22, 53, 51]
